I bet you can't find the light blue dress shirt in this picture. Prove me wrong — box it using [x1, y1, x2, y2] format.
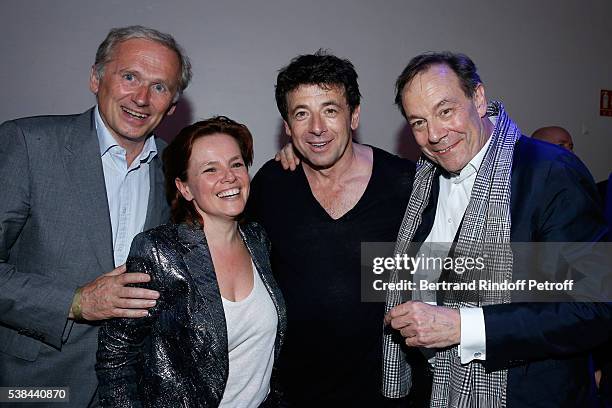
[94, 106, 157, 267]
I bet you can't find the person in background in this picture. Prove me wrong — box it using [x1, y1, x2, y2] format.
[531, 125, 574, 151]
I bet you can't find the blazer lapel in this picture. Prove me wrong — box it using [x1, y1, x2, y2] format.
[176, 222, 286, 370]
[62, 109, 114, 273]
[144, 149, 167, 230]
[177, 224, 228, 362]
[412, 176, 440, 243]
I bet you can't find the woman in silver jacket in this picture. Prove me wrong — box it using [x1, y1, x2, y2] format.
[96, 116, 286, 407]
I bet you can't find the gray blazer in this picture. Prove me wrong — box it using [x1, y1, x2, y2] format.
[0, 109, 169, 407]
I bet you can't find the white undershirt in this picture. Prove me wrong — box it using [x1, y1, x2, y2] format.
[423, 124, 495, 365]
[219, 261, 277, 407]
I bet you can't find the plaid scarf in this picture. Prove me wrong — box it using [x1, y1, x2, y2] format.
[382, 101, 521, 407]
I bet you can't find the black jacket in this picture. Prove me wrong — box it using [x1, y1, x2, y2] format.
[414, 137, 610, 407]
[96, 222, 287, 407]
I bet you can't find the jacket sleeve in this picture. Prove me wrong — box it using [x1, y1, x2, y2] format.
[483, 153, 611, 371]
[96, 232, 163, 408]
[0, 120, 78, 348]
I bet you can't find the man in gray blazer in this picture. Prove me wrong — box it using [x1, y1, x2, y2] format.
[0, 26, 191, 407]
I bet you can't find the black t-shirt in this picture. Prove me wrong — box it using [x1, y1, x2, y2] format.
[247, 146, 415, 406]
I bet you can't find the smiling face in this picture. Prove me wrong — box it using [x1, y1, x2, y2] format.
[401, 64, 490, 173]
[283, 84, 360, 170]
[89, 38, 180, 150]
[175, 133, 250, 223]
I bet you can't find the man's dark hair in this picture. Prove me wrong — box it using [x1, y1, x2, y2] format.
[275, 49, 361, 121]
[394, 52, 482, 119]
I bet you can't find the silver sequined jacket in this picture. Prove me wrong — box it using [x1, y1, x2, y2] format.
[95, 222, 287, 407]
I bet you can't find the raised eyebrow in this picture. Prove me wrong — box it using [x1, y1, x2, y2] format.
[118, 68, 170, 87]
[153, 77, 173, 86]
[321, 100, 342, 108]
[436, 98, 456, 110]
[149, 79, 170, 91]
[198, 155, 243, 167]
[198, 160, 219, 168]
[406, 114, 424, 122]
[119, 69, 137, 77]
[406, 99, 455, 122]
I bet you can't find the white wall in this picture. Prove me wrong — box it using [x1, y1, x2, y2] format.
[1, 0, 610, 180]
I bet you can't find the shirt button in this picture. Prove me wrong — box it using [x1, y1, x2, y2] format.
[447, 218, 452, 224]
[474, 352, 482, 358]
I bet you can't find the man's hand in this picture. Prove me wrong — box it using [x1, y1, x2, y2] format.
[73, 265, 160, 321]
[595, 369, 602, 389]
[274, 142, 300, 171]
[384, 301, 461, 348]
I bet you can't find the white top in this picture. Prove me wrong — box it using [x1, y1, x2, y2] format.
[423, 124, 495, 365]
[219, 261, 277, 408]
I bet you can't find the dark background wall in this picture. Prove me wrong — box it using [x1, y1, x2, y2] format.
[1, 0, 610, 180]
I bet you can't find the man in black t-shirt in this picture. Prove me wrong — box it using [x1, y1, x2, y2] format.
[247, 51, 419, 407]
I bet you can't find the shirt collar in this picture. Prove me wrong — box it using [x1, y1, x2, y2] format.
[94, 105, 158, 163]
[446, 116, 495, 184]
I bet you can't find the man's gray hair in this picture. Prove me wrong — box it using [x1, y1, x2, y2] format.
[94, 25, 192, 102]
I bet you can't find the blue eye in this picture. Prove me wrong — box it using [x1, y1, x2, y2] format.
[123, 73, 135, 81]
[153, 83, 166, 93]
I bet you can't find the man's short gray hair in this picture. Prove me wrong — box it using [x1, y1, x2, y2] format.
[94, 25, 192, 102]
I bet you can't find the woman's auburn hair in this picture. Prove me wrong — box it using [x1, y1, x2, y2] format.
[162, 116, 254, 225]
